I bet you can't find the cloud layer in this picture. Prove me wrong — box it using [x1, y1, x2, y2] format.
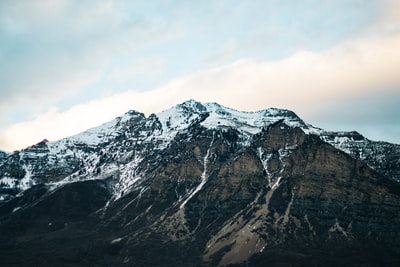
[1, 30, 399, 151]
[0, 0, 399, 151]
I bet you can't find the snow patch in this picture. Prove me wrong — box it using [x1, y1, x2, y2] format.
[19, 165, 35, 191]
[329, 219, 349, 238]
[12, 206, 21, 213]
[111, 237, 123, 244]
[180, 133, 215, 209]
[114, 155, 143, 199]
[200, 103, 304, 135]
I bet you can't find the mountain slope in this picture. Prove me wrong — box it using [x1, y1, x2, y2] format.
[0, 100, 400, 266]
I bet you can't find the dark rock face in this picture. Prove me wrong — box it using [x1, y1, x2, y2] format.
[0, 180, 111, 266]
[0, 100, 400, 266]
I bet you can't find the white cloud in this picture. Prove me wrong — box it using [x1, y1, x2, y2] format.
[0, 93, 137, 151]
[1, 29, 400, 151]
[152, 33, 400, 114]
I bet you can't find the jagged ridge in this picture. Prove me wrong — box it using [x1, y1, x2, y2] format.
[1, 100, 398, 202]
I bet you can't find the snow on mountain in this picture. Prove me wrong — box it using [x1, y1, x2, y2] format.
[0, 100, 399, 202]
[156, 100, 311, 138]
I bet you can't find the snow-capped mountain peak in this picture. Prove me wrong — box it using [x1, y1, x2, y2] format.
[155, 100, 308, 138]
[1, 100, 399, 203]
[1, 100, 400, 266]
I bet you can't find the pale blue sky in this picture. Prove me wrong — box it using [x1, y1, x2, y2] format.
[0, 0, 399, 151]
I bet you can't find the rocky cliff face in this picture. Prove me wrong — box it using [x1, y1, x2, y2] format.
[0, 100, 400, 266]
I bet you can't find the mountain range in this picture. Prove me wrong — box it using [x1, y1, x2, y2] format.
[0, 100, 399, 266]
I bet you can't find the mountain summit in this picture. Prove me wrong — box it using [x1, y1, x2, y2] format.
[1, 100, 400, 266]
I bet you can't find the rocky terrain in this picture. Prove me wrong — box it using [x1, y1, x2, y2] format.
[0, 100, 399, 266]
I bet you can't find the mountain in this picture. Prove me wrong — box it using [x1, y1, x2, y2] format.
[0, 100, 400, 266]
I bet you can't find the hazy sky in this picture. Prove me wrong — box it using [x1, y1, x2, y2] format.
[1, 0, 399, 151]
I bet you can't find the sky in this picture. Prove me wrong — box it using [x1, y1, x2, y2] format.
[0, 0, 399, 151]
